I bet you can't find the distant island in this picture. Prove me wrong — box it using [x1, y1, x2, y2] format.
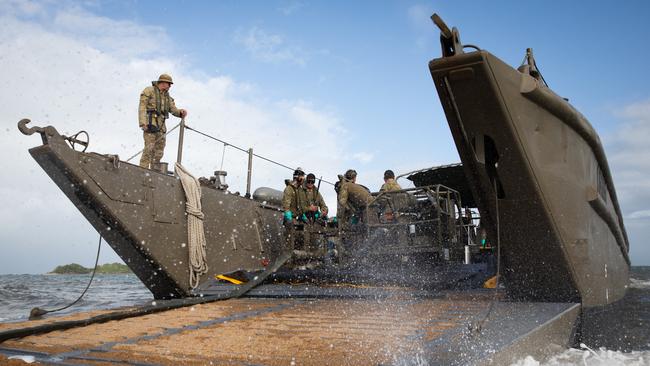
[49, 262, 132, 274]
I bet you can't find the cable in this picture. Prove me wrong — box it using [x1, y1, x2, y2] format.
[518, 50, 549, 88]
[462, 44, 481, 51]
[125, 121, 335, 186]
[532, 58, 549, 87]
[184, 124, 335, 186]
[2, 251, 292, 343]
[470, 179, 501, 334]
[29, 236, 103, 320]
[125, 122, 182, 163]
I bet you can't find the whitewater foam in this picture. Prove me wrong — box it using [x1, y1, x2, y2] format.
[629, 277, 650, 289]
[511, 346, 649, 366]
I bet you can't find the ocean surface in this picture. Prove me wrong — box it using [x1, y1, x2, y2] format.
[0, 267, 648, 365]
[0, 273, 152, 323]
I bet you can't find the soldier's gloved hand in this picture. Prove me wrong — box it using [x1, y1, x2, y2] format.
[300, 213, 308, 222]
[180, 109, 188, 118]
[283, 210, 293, 221]
[314, 211, 320, 220]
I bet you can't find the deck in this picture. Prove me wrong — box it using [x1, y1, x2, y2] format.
[0, 288, 579, 365]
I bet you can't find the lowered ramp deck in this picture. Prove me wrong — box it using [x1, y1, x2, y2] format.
[0, 288, 579, 365]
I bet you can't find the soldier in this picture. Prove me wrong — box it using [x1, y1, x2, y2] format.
[337, 169, 373, 228]
[282, 167, 306, 250]
[298, 173, 329, 257]
[138, 74, 187, 169]
[380, 169, 402, 192]
[282, 167, 307, 222]
[377, 169, 402, 222]
[304, 173, 328, 221]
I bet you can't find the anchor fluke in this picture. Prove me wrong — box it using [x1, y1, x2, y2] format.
[18, 118, 42, 136]
[18, 119, 90, 151]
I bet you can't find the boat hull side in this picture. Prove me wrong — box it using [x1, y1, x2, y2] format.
[429, 51, 629, 306]
[27, 132, 286, 299]
[29, 142, 185, 299]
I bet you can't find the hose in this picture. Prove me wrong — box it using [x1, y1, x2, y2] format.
[28, 236, 103, 320]
[0, 251, 291, 344]
[469, 179, 502, 335]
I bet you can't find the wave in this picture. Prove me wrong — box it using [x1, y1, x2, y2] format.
[0, 274, 151, 323]
[511, 345, 650, 366]
[629, 277, 650, 289]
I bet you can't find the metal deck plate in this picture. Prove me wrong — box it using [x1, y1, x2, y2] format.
[0, 294, 579, 365]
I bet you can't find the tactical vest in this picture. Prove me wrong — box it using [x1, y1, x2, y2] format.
[151, 82, 171, 120]
[284, 183, 306, 215]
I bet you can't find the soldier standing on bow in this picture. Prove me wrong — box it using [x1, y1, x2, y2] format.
[138, 74, 187, 169]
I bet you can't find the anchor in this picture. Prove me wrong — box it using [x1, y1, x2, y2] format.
[18, 118, 90, 152]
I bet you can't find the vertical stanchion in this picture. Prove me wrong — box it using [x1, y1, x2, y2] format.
[176, 118, 186, 166]
[246, 148, 253, 198]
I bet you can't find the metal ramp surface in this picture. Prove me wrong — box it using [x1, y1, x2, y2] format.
[0, 293, 579, 365]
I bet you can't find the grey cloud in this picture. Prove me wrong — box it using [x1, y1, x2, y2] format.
[605, 98, 650, 265]
[0, 7, 348, 274]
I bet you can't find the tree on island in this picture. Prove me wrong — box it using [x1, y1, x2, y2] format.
[49, 262, 131, 274]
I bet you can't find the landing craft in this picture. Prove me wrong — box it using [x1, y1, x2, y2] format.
[0, 14, 630, 365]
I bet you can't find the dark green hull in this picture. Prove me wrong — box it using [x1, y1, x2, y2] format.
[23, 125, 284, 299]
[429, 50, 629, 306]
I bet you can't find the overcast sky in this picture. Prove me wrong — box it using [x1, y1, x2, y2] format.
[1, 0, 649, 273]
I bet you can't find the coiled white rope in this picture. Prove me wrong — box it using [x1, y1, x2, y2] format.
[174, 162, 209, 288]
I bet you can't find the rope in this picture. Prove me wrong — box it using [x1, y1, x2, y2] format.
[174, 163, 209, 288]
[29, 236, 103, 319]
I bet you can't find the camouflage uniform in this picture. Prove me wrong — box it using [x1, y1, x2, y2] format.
[282, 180, 305, 250]
[337, 180, 373, 227]
[282, 182, 307, 218]
[138, 80, 182, 168]
[380, 178, 402, 192]
[304, 187, 328, 218]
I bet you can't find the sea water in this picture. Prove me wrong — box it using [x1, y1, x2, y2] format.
[0, 268, 648, 365]
[511, 266, 650, 366]
[0, 273, 152, 322]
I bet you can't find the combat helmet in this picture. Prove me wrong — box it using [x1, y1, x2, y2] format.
[156, 73, 174, 84]
[293, 167, 305, 178]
